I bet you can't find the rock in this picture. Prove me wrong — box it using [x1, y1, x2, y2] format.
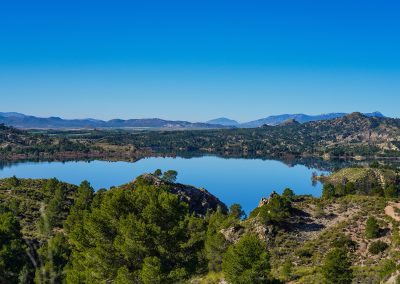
[258, 191, 279, 207]
[359, 242, 368, 252]
[221, 225, 244, 244]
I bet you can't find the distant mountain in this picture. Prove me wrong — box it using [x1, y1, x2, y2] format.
[364, 111, 386, 118]
[0, 112, 27, 118]
[241, 112, 385, 128]
[0, 111, 387, 129]
[0, 113, 231, 130]
[206, 117, 239, 126]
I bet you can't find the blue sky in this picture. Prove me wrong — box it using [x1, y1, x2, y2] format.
[0, 0, 399, 122]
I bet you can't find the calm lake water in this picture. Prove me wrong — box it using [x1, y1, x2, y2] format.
[0, 156, 328, 213]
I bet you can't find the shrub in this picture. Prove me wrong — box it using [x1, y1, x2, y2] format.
[281, 259, 293, 281]
[222, 234, 272, 283]
[153, 169, 162, 177]
[7, 175, 20, 187]
[321, 248, 353, 284]
[384, 185, 398, 198]
[282, 188, 295, 201]
[322, 184, 336, 199]
[369, 241, 388, 255]
[163, 170, 178, 183]
[332, 234, 357, 251]
[250, 194, 291, 225]
[365, 217, 380, 239]
[379, 259, 396, 280]
[314, 203, 325, 217]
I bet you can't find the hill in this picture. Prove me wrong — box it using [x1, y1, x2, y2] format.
[0, 123, 93, 159]
[206, 117, 239, 126]
[302, 112, 400, 156]
[320, 167, 399, 188]
[241, 111, 385, 127]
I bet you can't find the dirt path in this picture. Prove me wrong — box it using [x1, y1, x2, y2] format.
[385, 202, 400, 222]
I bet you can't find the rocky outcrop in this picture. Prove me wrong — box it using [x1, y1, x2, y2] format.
[221, 225, 245, 244]
[132, 174, 228, 215]
[258, 191, 279, 207]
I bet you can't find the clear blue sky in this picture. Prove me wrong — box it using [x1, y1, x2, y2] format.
[0, 0, 399, 122]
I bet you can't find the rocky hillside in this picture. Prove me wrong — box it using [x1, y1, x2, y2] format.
[0, 123, 45, 146]
[0, 123, 93, 159]
[269, 195, 398, 283]
[303, 112, 400, 154]
[211, 192, 400, 283]
[254, 112, 400, 157]
[0, 177, 77, 241]
[320, 167, 399, 189]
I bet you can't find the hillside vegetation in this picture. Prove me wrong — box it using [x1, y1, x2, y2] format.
[0, 124, 91, 158]
[1, 166, 400, 283]
[321, 167, 399, 189]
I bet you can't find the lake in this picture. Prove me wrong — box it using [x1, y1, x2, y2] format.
[0, 156, 328, 214]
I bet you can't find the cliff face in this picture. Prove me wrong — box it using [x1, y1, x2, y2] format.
[131, 174, 228, 215]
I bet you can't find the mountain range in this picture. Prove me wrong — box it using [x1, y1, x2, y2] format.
[219, 111, 386, 127]
[0, 111, 386, 129]
[0, 112, 229, 129]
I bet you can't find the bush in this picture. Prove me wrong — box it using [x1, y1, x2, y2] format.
[384, 185, 398, 198]
[281, 259, 293, 281]
[365, 217, 380, 239]
[322, 184, 336, 199]
[331, 234, 357, 251]
[250, 194, 291, 225]
[321, 248, 353, 284]
[314, 203, 325, 217]
[222, 234, 272, 283]
[282, 188, 295, 201]
[379, 260, 396, 280]
[163, 170, 178, 183]
[153, 169, 162, 177]
[345, 182, 356, 195]
[228, 204, 246, 220]
[369, 241, 389, 255]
